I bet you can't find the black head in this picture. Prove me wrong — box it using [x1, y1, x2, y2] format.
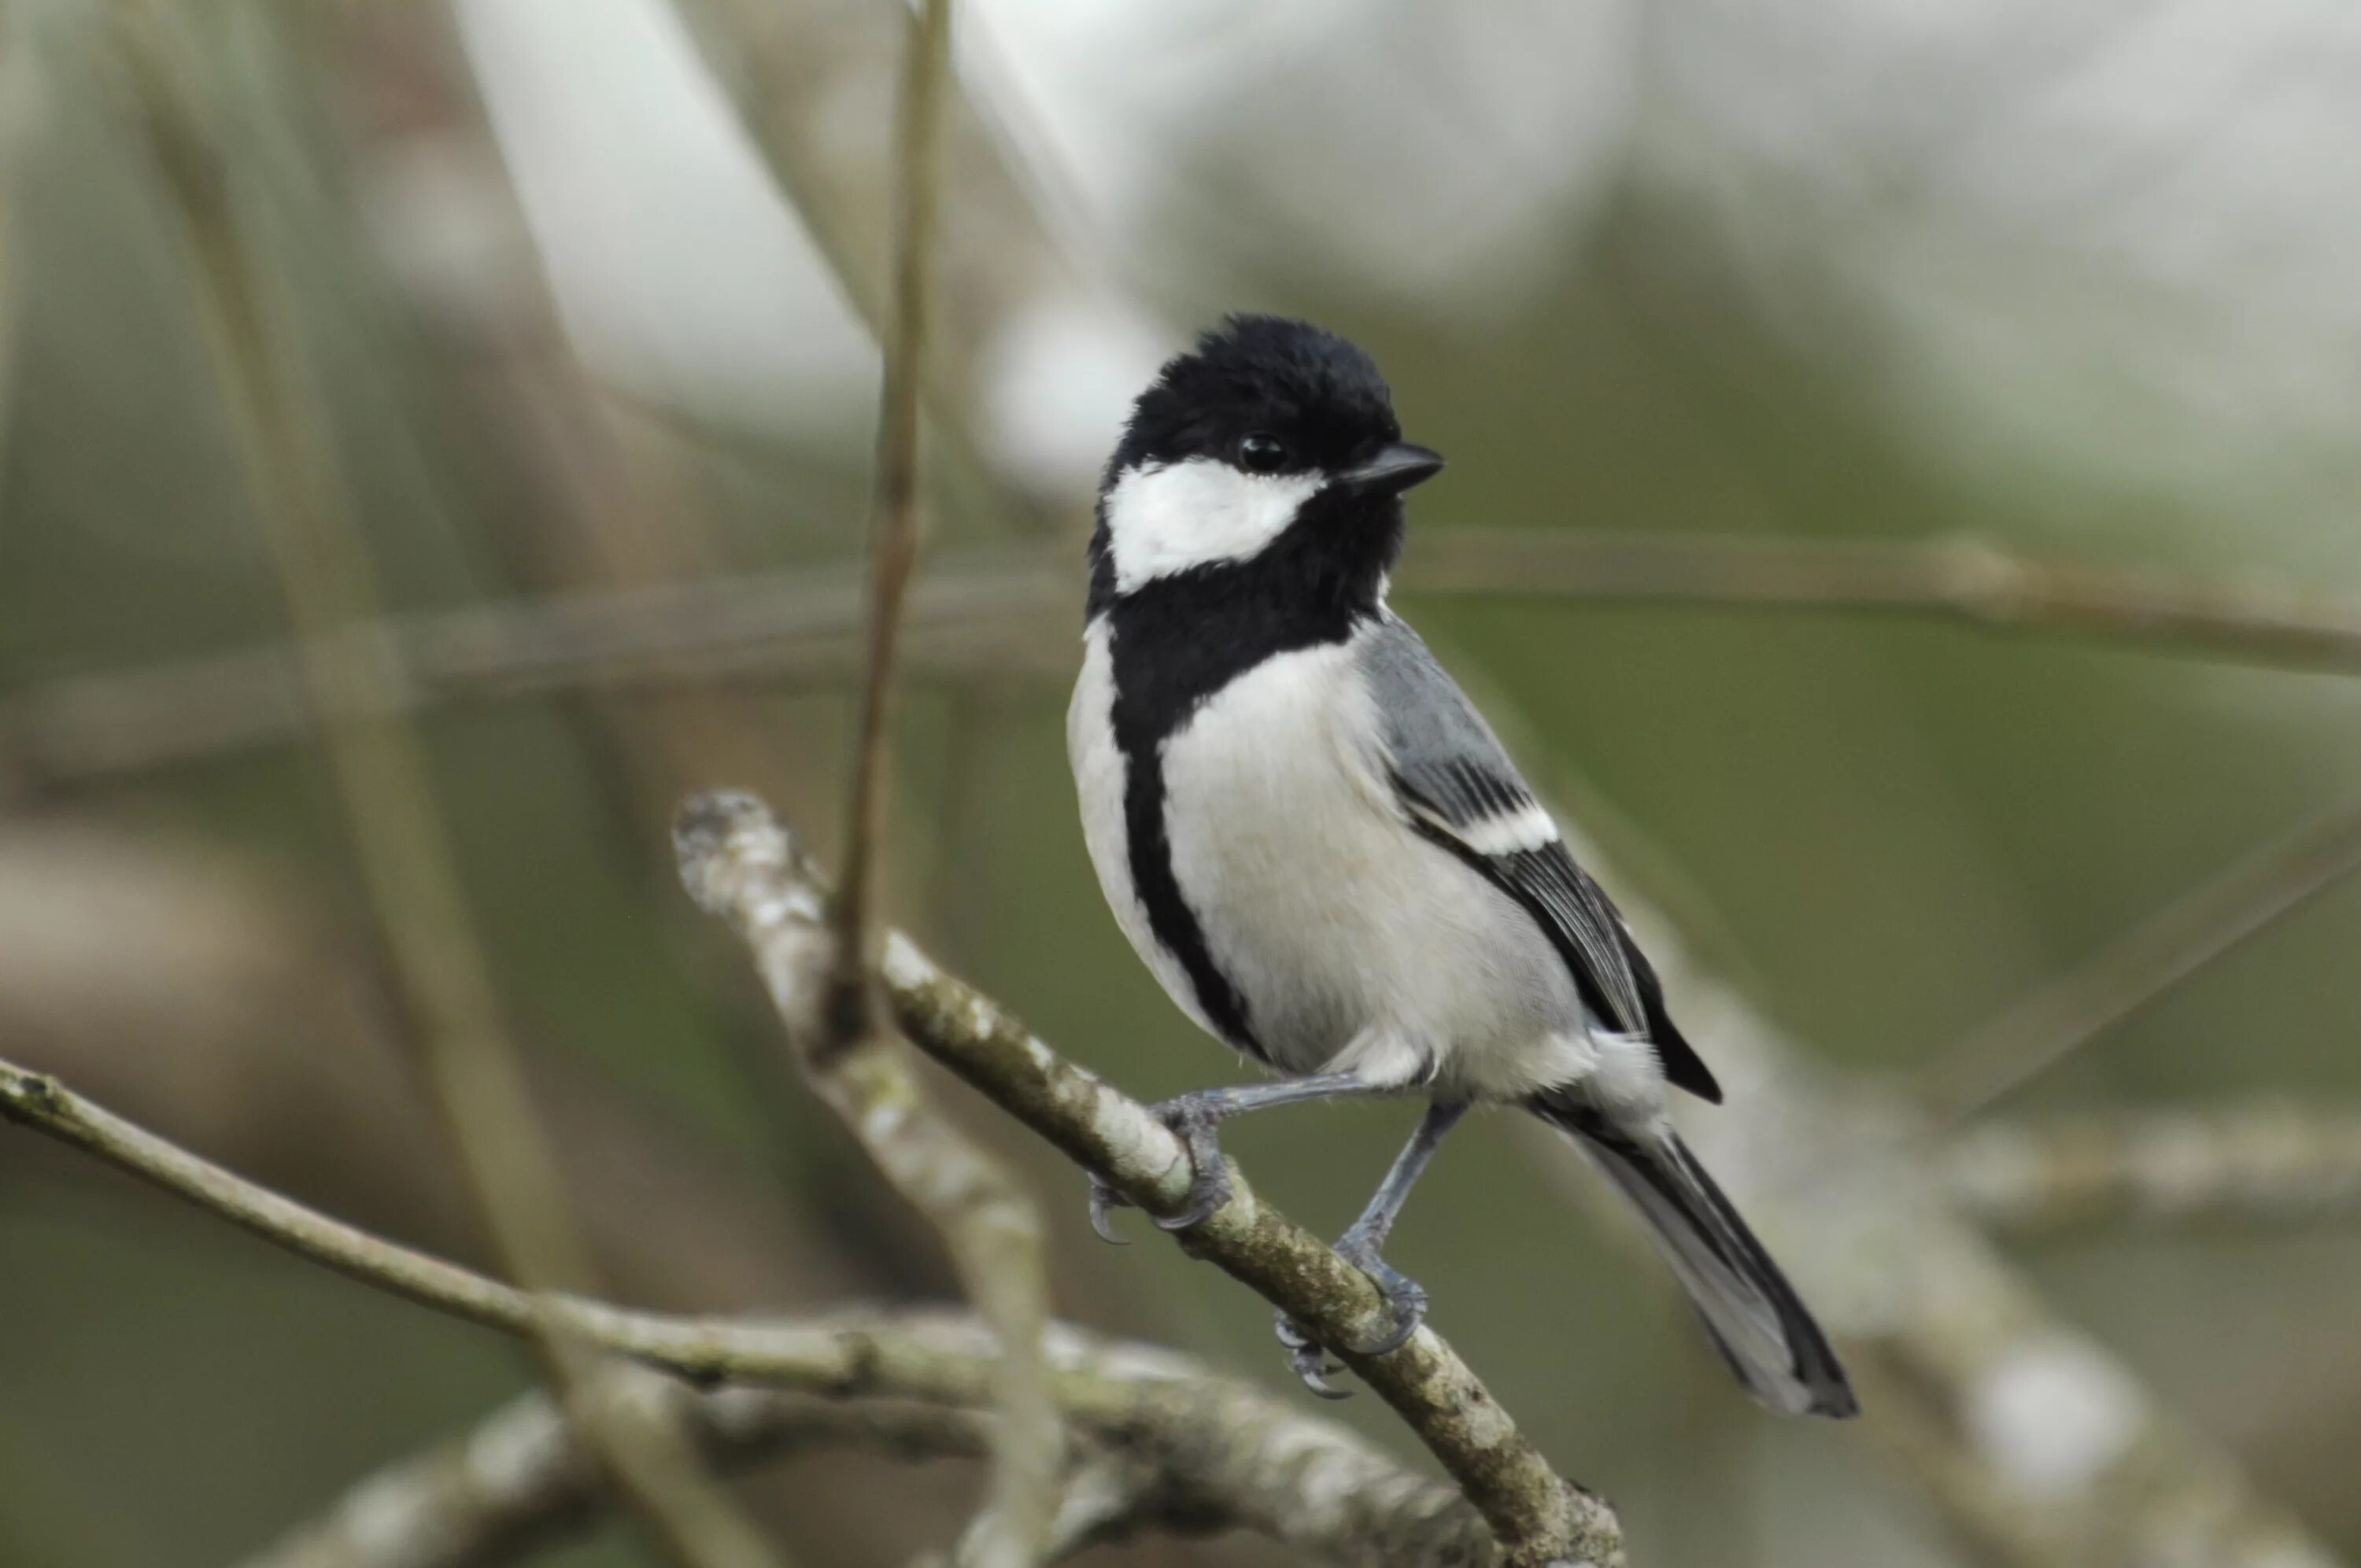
[1089, 315, 1442, 617]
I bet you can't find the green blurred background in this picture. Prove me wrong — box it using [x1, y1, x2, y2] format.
[4, 2, 2359, 1563]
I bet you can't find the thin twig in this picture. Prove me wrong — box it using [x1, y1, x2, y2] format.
[1922, 797, 2361, 1120]
[671, 792, 1623, 1568]
[1945, 1101, 2361, 1233]
[833, 0, 953, 1028]
[0, 1058, 1491, 1566]
[116, 16, 781, 1568]
[805, 6, 1057, 1562]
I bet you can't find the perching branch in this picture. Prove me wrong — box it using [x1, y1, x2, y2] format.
[119, 17, 781, 1568]
[670, 791, 1624, 1568]
[0, 1058, 1491, 1566]
[237, 1313, 1490, 1568]
[1922, 797, 2361, 1120]
[1945, 1102, 2361, 1234]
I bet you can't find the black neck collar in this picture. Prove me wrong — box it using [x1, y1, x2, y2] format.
[1089, 494, 1400, 751]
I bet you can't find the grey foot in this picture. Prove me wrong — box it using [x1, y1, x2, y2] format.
[1271, 1230, 1430, 1395]
[1085, 1093, 1235, 1241]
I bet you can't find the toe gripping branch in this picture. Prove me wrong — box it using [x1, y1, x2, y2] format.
[1087, 1084, 1463, 1397]
[1088, 1093, 1234, 1242]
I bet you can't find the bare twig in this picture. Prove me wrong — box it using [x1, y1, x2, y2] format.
[671, 792, 1623, 1568]
[0, 1057, 1490, 1566]
[1923, 798, 2361, 1120]
[117, 17, 781, 1568]
[835, 0, 955, 1018]
[1945, 1101, 2361, 1233]
[678, 792, 1061, 1568]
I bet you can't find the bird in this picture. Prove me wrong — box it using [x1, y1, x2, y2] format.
[1065, 313, 1857, 1418]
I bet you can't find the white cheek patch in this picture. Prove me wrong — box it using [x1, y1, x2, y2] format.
[1102, 458, 1325, 591]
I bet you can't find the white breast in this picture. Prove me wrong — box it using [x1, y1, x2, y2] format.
[1156, 641, 1587, 1090]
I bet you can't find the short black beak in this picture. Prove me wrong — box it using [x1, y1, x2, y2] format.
[1336, 442, 1445, 496]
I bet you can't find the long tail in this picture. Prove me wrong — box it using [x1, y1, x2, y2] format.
[1534, 1098, 1857, 1418]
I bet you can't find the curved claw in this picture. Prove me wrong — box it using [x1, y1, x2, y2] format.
[1276, 1311, 1352, 1399]
[1299, 1362, 1354, 1400]
[1264, 1240, 1430, 1396]
[1087, 1178, 1132, 1245]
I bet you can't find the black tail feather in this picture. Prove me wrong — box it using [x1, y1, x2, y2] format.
[1535, 1098, 1856, 1419]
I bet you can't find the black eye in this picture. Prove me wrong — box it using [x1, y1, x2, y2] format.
[1236, 433, 1288, 474]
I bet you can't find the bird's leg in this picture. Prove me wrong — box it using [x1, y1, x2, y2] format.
[1277, 1098, 1470, 1396]
[1088, 1072, 1387, 1241]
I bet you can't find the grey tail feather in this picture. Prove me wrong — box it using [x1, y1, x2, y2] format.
[1534, 1098, 1857, 1419]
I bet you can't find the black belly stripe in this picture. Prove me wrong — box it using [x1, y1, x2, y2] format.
[1121, 743, 1265, 1060]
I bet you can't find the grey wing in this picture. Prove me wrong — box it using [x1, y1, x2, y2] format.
[1354, 615, 1723, 1102]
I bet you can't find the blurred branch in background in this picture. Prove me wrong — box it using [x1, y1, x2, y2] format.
[31, 529, 2361, 791]
[115, 10, 784, 1566]
[1946, 1103, 2361, 1234]
[1923, 799, 2361, 1120]
[1511, 791, 2352, 1568]
[1409, 531, 2361, 671]
[0, 554, 1068, 780]
[244, 1315, 1491, 1568]
[672, 791, 1625, 1568]
[0, 2, 31, 480]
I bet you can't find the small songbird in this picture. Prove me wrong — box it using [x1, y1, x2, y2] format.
[1067, 314, 1856, 1416]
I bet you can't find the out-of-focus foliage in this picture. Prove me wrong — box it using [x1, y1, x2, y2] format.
[2, 1, 2359, 1564]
